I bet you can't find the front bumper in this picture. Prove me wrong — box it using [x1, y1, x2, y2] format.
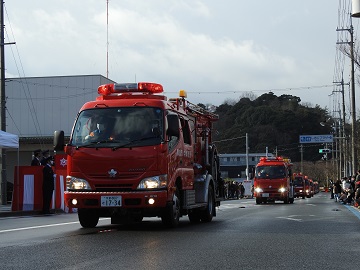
[64, 190, 168, 209]
[254, 192, 287, 200]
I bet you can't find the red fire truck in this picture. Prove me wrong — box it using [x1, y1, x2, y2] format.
[293, 173, 306, 199]
[54, 82, 224, 228]
[304, 176, 312, 198]
[253, 156, 294, 204]
[309, 178, 314, 197]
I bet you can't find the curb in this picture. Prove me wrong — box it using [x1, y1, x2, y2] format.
[0, 209, 66, 218]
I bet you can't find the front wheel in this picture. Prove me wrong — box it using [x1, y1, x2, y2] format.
[188, 211, 201, 223]
[78, 209, 99, 228]
[161, 190, 180, 228]
[284, 197, 289, 204]
[200, 185, 215, 222]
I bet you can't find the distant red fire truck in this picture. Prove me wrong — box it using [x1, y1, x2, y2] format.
[253, 156, 294, 204]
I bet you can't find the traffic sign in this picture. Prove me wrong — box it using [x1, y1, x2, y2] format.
[319, 149, 331, 153]
[299, 134, 333, 144]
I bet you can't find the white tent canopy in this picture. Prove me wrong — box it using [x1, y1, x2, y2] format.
[0, 130, 19, 148]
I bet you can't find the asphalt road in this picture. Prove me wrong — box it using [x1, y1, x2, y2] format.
[1, 193, 359, 270]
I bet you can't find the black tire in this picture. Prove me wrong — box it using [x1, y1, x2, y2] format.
[133, 216, 143, 223]
[78, 209, 99, 228]
[200, 185, 215, 222]
[188, 211, 201, 223]
[209, 148, 221, 197]
[284, 196, 289, 204]
[161, 190, 180, 228]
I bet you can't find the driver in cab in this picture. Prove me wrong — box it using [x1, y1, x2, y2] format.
[85, 116, 114, 141]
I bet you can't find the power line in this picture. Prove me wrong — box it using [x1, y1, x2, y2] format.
[4, 4, 43, 143]
[164, 84, 333, 95]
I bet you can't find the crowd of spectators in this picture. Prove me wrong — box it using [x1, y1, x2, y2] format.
[330, 170, 360, 207]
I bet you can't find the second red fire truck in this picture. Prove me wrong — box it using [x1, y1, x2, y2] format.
[253, 156, 294, 204]
[293, 173, 306, 199]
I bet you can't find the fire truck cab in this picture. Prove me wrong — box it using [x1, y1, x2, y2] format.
[54, 82, 224, 228]
[253, 156, 294, 204]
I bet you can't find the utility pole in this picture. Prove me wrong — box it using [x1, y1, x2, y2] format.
[0, 1, 15, 205]
[0, 0, 6, 205]
[349, 20, 357, 175]
[336, 18, 357, 176]
[106, 0, 109, 78]
[333, 76, 349, 178]
[246, 133, 249, 180]
[300, 144, 304, 173]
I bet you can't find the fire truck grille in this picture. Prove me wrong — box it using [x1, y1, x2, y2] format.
[263, 188, 278, 192]
[89, 172, 142, 180]
[94, 184, 133, 192]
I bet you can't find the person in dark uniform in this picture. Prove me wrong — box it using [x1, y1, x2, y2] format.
[40, 150, 50, 166]
[31, 149, 42, 166]
[42, 156, 54, 214]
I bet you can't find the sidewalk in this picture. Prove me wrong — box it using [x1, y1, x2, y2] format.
[0, 203, 51, 218]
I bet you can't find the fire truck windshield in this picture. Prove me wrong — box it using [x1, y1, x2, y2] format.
[71, 107, 164, 148]
[255, 165, 286, 179]
[294, 177, 303, 187]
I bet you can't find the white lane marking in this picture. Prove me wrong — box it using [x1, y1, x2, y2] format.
[0, 218, 110, 234]
[276, 215, 303, 222]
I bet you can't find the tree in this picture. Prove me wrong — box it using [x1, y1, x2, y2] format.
[213, 92, 331, 162]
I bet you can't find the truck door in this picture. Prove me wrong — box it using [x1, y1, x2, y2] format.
[180, 117, 194, 188]
[288, 167, 294, 199]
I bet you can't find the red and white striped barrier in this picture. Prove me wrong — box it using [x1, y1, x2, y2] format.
[11, 154, 76, 213]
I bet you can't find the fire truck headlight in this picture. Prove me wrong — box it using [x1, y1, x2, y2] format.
[278, 187, 286, 193]
[137, 175, 167, 189]
[66, 176, 92, 190]
[255, 187, 263, 193]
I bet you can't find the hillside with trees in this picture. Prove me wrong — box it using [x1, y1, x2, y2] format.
[211, 92, 335, 163]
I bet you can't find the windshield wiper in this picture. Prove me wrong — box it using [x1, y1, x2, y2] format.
[112, 136, 159, 150]
[76, 140, 122, 149]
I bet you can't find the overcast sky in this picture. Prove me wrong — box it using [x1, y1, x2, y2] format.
[3, 1, 352, 110]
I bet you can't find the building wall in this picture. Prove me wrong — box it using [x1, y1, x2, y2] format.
[2, 75, 115, 189]
[219, 153, 275, 180]
[6, 75, 115, 136]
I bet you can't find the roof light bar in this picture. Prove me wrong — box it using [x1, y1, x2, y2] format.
[97, 82, 164, 95]
[138, 82, 163, 93]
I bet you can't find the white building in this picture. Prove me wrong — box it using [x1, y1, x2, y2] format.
[1, 75, 115, 201]
[219, 152, 275, 180]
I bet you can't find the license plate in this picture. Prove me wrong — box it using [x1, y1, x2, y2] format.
[262, 193, 269, 197]
[101, 196, 122, 207]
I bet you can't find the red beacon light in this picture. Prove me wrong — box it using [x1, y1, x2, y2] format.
[98, 82, 163, 96]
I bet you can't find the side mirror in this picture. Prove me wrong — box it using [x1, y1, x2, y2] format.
[54, 130, 65, 151]
[166, 114, 179, 137]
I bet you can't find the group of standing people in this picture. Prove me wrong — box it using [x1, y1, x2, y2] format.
[225, 181, 246, 199]
[31, 149, 54, 215]
[331, 171, 360, 206]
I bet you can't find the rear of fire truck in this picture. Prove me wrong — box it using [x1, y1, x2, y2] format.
[54, 82, 224, 228]
[253, 157, 294, 204]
